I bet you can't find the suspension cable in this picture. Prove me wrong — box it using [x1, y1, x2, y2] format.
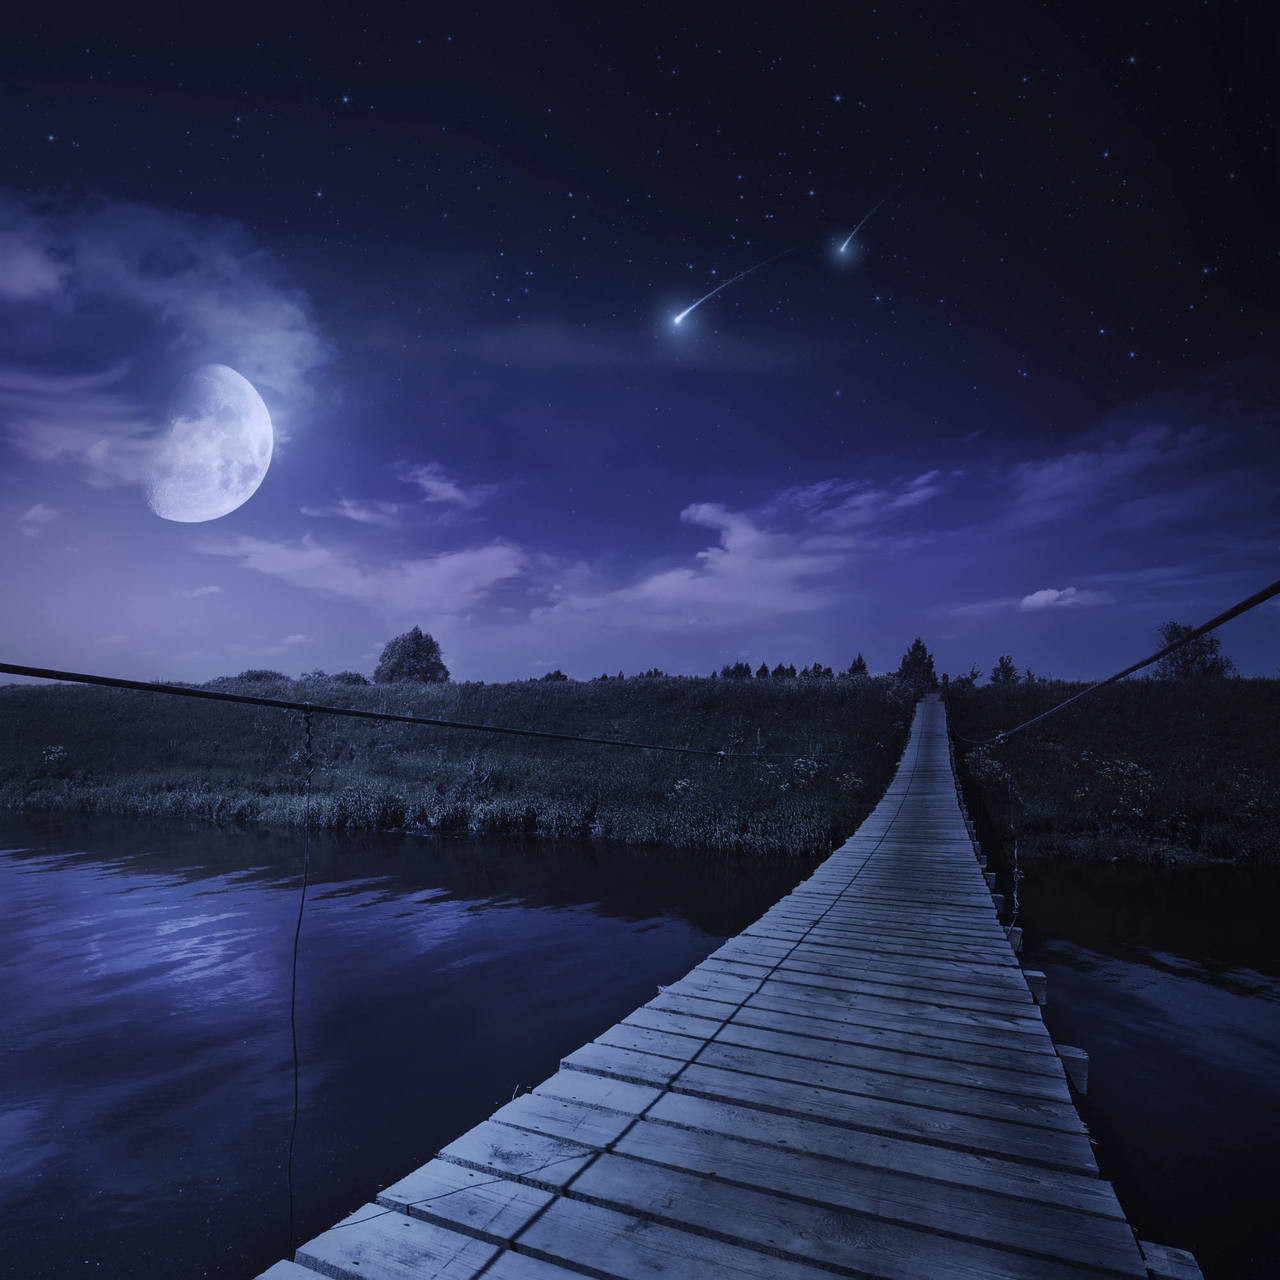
[961, 575, 1280, 748]
[0, 661, 846, 761]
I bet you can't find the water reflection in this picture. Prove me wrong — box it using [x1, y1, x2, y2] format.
[1022, 860, 1280, 1280]
[1, 814, 815, 1278]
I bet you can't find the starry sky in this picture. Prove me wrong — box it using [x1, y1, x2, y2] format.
[2, 2, 1277, 682]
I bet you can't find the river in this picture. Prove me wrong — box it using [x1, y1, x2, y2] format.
[3, 817, 1277, 1278]
[1020, 858, 1280, 1280]
[0, 815, 816, 1278]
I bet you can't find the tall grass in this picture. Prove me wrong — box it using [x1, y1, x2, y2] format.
[1, 674, 914, 857]
[948, 678, 1280, 864]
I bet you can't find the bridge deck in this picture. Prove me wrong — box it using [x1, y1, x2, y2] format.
[256, 695, 1181, 1280]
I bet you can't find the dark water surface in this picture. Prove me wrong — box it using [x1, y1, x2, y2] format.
[0, 815, 816, 1278]
[1020, 859, 1280, 1280]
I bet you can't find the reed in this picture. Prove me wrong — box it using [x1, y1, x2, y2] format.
[1, 673, 914, 857]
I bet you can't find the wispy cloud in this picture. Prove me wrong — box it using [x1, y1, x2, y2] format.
[1, 364, 156, 487]
[300, 498, 405, 528]
[949, 595, 1020, 618]
[179, 584, 223, 599]
[1007, 426, 1207, 527]
[0, 218, 66, 300]
[951, 585, 1116, 616]
[198, 533, 526, 617]
[0, 192, 331, 492]
[398, 461, 499, 509]
[531, 478, 934, 631]
[1018, 586, 1115, 611]
[17, 502, 59, 537]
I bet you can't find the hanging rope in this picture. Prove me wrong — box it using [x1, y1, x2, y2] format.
[286, 706, 314, 1254]
[0, 661, 848, 762]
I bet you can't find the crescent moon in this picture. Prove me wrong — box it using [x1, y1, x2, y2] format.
[146, 364, 274, 522]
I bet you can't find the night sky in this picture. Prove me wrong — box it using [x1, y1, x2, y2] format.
[3, 3, 1277, 682]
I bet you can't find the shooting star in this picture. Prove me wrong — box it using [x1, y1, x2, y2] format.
[838, 197, 888, 254]
[672, 247, 795, 326]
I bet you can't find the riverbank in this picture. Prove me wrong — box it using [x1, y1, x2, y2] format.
[947, 677, 1280, 865]
[0, 673, 914, 857]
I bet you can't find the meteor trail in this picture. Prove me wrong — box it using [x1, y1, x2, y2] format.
[838, 197, 888, 253]
[672, 247, 795, 325]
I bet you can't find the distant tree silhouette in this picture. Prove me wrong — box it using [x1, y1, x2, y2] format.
[800, 662, 834, 679]
[949, 664, 981, 690]
[756, 661, 770, 678]
[373, 626, 450, 683]
[1153, 621, 1236, 680]
[846, 653, 868, 676]
[895, 638, 938, 689]
[990, 654, 1019, 685]
[234, 669, 291, 684]
[720, 660, 754, 679]
[540, 669, 569, 681]
[331, 670, 370, 685]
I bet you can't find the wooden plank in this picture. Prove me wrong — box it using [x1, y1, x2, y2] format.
[294, 1203, 499, 1280]
[1139, 1239, 1205, 1279]
[748, 966, 1041, 1016]
[514, 1195, 837, 1280]
[507, 1086, 1125, 1218]
[573, 1147, 1146, 1278]
[377, 1155, 554, 1237]
[560, 1045, 1099, 1173]
[708, 1017, 1073, 1101]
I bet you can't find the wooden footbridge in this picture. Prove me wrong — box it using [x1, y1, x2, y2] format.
[256, 695, 1201, 1280]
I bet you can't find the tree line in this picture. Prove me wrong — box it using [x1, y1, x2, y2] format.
[219, 620, 1238, 688]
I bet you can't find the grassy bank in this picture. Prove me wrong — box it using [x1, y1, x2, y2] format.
[948, 678, 1280, 865]
[0, 673, 915, 857]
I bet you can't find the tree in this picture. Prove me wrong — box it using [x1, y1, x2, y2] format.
[846, 653, 868, 677]
[1153, 621, 1237, 680]
[331, 670, 370, 685]
[990, 654, 1019, 685]
[895, 638, 938, 689]
[719, 660, 753, 679]
[540, 669, 569, 681]
[950, 664, 981, 690]
[373, 626, 450, 683]
[755, 661, 770, 678]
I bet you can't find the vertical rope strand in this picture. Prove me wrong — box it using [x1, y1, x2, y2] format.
[1007, 756, 1022, 928]
[287, 706, 314, 1255]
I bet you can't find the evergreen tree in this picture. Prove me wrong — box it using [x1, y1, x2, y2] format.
[846, 653, 868, 676]
[1153, 621, 1236, 680]
[755, 661, 770, 678]
[373, 626, 450, 683]
[895, 638, 938, 689]
[771, 662, 788, 678]
[990, 654, 1019, 684]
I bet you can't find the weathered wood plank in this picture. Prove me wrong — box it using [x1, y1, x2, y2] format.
[293, 1204, 498, 1280]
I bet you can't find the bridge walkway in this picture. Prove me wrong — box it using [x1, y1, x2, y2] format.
[257, 694, 1199, 1280]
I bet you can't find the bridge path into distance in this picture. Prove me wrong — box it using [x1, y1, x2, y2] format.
[257, 694, 1201, 1280]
